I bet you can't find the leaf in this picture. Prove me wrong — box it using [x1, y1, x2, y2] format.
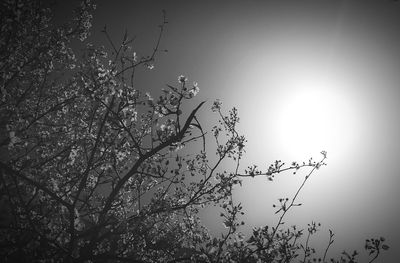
[382, 244, 389, 250]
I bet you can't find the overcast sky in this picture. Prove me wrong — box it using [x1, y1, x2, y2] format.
[58, 0, 400, 261]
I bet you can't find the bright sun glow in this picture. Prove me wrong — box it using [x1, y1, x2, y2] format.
[275, 72, 360, 160]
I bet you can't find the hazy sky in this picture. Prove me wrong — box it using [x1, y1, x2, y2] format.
[61, 0, 400, 261]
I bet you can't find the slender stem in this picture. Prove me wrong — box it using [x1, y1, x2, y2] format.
[302, 231, 312, 263]
[323, 231, 334, 262]
[368, 249, 380, 263]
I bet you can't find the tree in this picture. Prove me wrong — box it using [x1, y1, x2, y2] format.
[0, 0, 389, 262]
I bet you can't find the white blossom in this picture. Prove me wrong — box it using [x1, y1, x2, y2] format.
[211, 99, 222, 112]
[189, 82, 200, 97]
[178, 75, 187, 83]
[8, 131, 21, 149]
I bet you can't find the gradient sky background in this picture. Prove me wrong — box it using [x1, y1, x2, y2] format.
[57, 0, 400, 261]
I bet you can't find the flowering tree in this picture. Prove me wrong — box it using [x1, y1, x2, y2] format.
[0, 1, 389, 262]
